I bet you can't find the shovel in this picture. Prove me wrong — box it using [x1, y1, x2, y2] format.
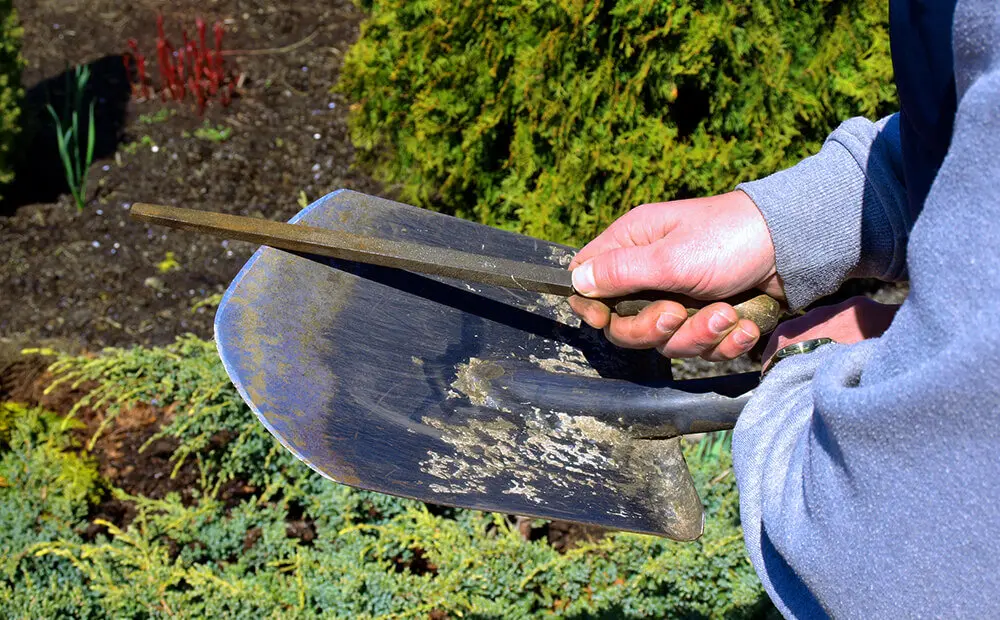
[131, 190, 779, 541]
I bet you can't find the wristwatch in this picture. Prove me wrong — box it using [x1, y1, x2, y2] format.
[761, 337, 834, 378]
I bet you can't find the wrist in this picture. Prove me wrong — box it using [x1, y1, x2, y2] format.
[730, 190, 783, 300]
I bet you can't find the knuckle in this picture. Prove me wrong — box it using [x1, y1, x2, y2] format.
[603, 325, 623, 347]
[691, 324, 726, 348]
[626, 318, 645, 343]
[593, 258, 622, 289]
[606, 319, 639, 349]
[626, 317, 661, 348]
[701, 350, 727, 362]
[631, 202, 658, 218]
[601, 256, 644, 290]
[657, 315, 684, 337]
[607, 260, 633, 289]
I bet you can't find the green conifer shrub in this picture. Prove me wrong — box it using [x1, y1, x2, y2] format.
[0, 404, 105, 617]
[1, 339, 774, 617]
[339, 0, 894, 245]
[0, 0, 22, 195]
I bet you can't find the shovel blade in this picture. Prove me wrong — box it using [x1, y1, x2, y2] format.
[215, 190, 711, 539]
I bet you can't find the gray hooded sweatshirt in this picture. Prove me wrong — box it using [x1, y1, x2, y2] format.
[732, 0, 1000, 616]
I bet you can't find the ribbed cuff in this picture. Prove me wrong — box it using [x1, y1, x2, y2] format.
[738, 140, 894, 310]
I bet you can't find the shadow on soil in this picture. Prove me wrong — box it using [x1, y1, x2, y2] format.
[1, 54, 131, 214]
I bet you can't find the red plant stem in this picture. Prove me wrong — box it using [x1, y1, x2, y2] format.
[168, 41, 183, 100]
[122, 39, 141, 96]
[197, 18, 208, 62]
[214, 22, 224, 88]
[214, 22, 223, 56]
[155, 14, 171, 99]
[189, 76, 203, 114]
[123, 53, 133, 95]
[177, 47, 186, 85]
[192, 40, 201, 99]
[188, 39, 197, 72]
[181, 31, 194, 100]
[202, 48, 217, 96]
[127, 14, 234, 114]
[156, 38, 170, 101]
[193, 50, 203, 98]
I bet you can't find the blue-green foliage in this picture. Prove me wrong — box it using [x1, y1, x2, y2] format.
[0, 403, 105, 617]
[2, 339, 770, 617]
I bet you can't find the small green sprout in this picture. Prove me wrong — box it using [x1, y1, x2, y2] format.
[156, 251, 181, 274]
[46, 65, 96, 212]
[192, 122, 233, 143]
[138, 108, 174, 124]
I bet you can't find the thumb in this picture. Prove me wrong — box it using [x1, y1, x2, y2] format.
[571, 244, 664, 297]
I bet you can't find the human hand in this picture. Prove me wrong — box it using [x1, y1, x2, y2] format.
[568, 190, 783, 361]
[760, 296, 900, 374]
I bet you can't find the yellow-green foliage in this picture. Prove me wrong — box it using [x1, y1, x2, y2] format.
[340, 0, 894, 245]
[1, 339, 772, 617]
[0, 0, 22, 192]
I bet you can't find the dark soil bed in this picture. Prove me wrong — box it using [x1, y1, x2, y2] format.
[2, 0, 381, 349]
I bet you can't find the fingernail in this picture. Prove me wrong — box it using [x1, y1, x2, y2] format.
[656, 312, 685, 334]
[708, 311, 735, 334]
[733, 327, 755, 347]
[572, 262, 596, 296]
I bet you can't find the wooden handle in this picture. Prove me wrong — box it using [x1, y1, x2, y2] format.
[599, 292, 782, 334]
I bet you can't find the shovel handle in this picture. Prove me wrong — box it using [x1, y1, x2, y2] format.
[600, 291, 782, 335]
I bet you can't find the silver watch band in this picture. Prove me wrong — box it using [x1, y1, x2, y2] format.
[761, 337, 834, 378]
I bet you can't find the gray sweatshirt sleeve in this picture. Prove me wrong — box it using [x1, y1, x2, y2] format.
[731, 7, 1000, 617]
[737, 115, 910, 309]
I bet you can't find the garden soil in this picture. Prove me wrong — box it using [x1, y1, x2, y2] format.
[2, 0, 381, 349]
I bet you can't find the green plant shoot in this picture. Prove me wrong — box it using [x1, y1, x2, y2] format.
[46, 64, 96, 212]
